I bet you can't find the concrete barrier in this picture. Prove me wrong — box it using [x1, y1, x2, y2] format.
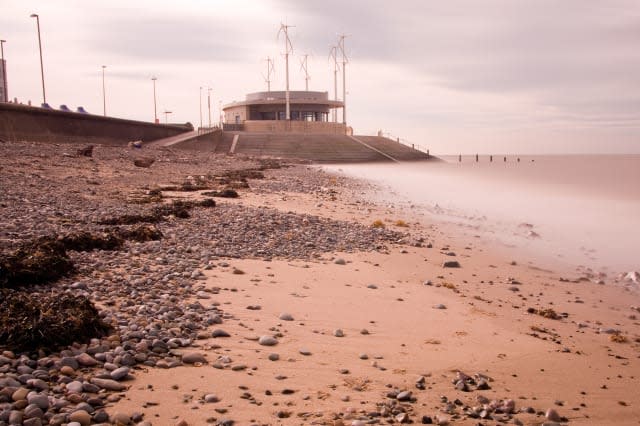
[0, 103, 192, 145]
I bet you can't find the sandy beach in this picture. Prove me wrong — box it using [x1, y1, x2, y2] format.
[1, 141, 639, 426]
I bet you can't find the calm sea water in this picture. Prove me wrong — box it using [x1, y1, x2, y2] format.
[325, 155, 640, 273]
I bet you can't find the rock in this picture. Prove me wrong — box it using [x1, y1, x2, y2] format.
[69, 410, 92, 426]
[182, 352, 207, 364]
[367, 284, 378, 289]
[134, 157, 155, 168]
[334, 258, 346, 265]
[397, 390, 412, 401]
[279, 313, 294, 321]
[23, 404, 44, 420]
[76, 145, 94, 157]
[9, 410, 24, 424]
[75, 353, 99, 367]
[90, 378, 127, 391]
[110, 366, 130, 381]
[433, 304, 447, 309]
[258, 336, 278, 346]
[110, 412, 132, 425]
[334, 329, 345, 337]
[211, 329, 231, 338]
[545, 408, 562, 422]
[442, 261, 460, 268]
[27, 393, 49, 410]
[66, 381, 84, 393]
[12, 387, 29, 401]
[268, 353, 280, 361]
[299, 348, 312, 356]
[204, 394, 220, 403]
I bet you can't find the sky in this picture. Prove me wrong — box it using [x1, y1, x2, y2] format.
[1, 0, 638, 154]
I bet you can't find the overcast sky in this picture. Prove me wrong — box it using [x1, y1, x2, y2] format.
[1, 0, 638, 154]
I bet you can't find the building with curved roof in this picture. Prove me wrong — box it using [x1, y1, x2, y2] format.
[222, 90, 347, 134]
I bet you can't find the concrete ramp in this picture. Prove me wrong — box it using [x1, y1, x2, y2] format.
[353, 135, 432, 161]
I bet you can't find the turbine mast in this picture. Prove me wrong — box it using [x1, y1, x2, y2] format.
[337, 34, 349, 125]
[300, 54, 310, 91]
[262, 56, 275, 92]
[329, 45, 340, 123]
[278, 23, 294, 120]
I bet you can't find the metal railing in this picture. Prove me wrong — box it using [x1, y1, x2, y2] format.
[381, 131, 430, 156]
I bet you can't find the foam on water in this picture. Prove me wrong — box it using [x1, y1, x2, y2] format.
[325, 155, 640, 273]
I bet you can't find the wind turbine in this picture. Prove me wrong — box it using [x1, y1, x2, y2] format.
[337, 34, 349, 125]
[300, 53, 311, 91]
[277, 22, 294, 120]
[262, 57, 275, 93]
[328, 45, 340, 123]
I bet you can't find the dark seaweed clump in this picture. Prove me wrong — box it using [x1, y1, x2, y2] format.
[0, 290, 112, 352]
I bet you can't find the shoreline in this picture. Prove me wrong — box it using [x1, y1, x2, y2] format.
[0, 141, 638, 425]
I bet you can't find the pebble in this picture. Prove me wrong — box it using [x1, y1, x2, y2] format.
[545, 408, 562, 422]
[442, 260, 461, 268]
[68, 410, 92, 426]
[90, 378, 127, 391]
[75, 353, 99, 367]
[334, 329, 345, 337]
[279, 313, 294, 321]
[258, 335, 278, 346]
[211, 329, 231, 338]
[204, 394, 220, 403]
[299, 348, 312, 356]
[334, 258, 346, 265]
[27, 394, 50, 410]
[182, 352, 207, 364]
[268, 353, 280, 361]
[110, 366, 131, 380]
[433, 304, 447, 309]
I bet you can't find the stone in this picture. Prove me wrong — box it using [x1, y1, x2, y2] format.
[110, 366, 130, 381]
[27, 393, 49, 410]
[442, 261, 461, 268]
[396, 390, 412, 401]
[66, 381, 84, 393]
[258, 336, 278, 346]
[110, 412, 132, 425]
[23, 404, 44, 419]
[134, 157, 155, 168]
[334, 258, 346, 265]
[69, 410, 92, 426]
[90, 378, 127, 391]
[433, 304, 447, 309]
[211, 329, 231, 338]
[204, 394, 220, 403]
[12, 387, 29, 401]
[279, 313, 294, 321]
[299, 348, 312, 356]
[182, 352, 207, 364]
[268, 353, 280, 361]
[545, 408, 562, 422]
[75, 353, 99, 367]
[334, 329, 345, 337]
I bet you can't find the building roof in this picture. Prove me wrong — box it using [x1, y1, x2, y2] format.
[223, 90, 343, 110]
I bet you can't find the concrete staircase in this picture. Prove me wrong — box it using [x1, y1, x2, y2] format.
[353, 135, 432, 161]
[229, 132, 396, 163]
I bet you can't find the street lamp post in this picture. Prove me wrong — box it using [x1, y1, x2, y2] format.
[207, 87, 212, 129]
[0, 39, 6, 103]
[101, 65, 106, 116]
[199, 86, 203, 131]
[30, 13, 46, 104]
[163, 110, 172, 124]
[151, 76, 158, 123]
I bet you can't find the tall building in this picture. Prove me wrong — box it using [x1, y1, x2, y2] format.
[0, 59, 7, 102]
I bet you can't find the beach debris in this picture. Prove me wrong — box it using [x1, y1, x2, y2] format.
[0, 290, 112, 351]
[526, 307, 564, 320]
[76, 144, 94, 157]
[201, 188, 239, 198]
[0, 238, 74, 288]
[116, 224, 163, 242]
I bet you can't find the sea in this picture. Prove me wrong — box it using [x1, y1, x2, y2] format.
[325, 155, 640, 274]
